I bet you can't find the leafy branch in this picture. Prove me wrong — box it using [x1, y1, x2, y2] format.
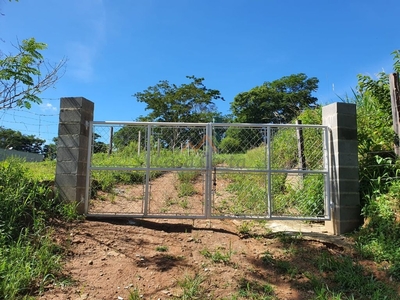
[0, 38, 66, 109]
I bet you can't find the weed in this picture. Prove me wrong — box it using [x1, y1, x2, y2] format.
[237, 278, 275, 299]
[128, 287, 141, 300]
[237, 221, 251, 235]
[156, 245, 168, 252]
[178, 182, 196, 197]
[200, 245, 233, 264]
[176, 273, 206, 300]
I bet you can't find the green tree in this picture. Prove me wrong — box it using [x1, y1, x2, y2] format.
[133, 76, 224, 149]
[0, 127, 45, 153]
[0, 38, 66, 109]
[231, 73, 319, 124]
[43, 137, 57, 159]
[134, 75, 224, 123]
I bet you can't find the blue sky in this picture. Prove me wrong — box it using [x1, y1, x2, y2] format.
[0, 0, 399, 143]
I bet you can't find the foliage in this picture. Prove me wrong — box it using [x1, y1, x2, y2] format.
[237, 278, 275, 299]
[352, 50, 400, 282]
[0, 159, 58, 243]
[0, 38, 65, 109]
[176, 273, 206, 300]
[0, 158, 77, 299]
[134, 75, 223, 123]
[231, 73, 319, 124]
[93, 133, 108, 154]
[200, 246, 233, 264]
[0, 126, 46, 154]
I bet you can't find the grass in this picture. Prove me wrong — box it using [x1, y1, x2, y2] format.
[236, 278, 275, 300]
[200, 244, 233, 264]
[156, 245, 169, 252]
[0, 158, 78, 299]
[176, 273, 206, 300]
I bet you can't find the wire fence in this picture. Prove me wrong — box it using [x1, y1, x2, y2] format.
[0, 100, 60, 143]
[87, 122, 331, 220]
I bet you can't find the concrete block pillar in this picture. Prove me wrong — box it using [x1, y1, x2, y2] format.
[55, 97, 94, 214]
[322, 102, 361, 234]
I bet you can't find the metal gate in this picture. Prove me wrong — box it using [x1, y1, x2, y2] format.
[85, 122, 331, 220]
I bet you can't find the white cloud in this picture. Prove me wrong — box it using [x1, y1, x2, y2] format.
[40, 102, 58, 112]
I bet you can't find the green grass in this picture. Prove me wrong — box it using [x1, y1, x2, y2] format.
[156, 245, 169, 252]
[260, 246, 398, 299]
[0, 158, 77, 299]
[236, 278, 275, 300]
[176, 273, 206, 300]
[200, 244, 233, 264]
[24, 160, 57, 182]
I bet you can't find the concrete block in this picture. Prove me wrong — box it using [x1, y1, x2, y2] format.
[56, 147, 88, 162]
[55, 174, 87, 187]
[336, 152, 359, 166]
[337, 128, 357, 140]
[335, 140, 358, 154]
[56, 161, 78, 174]
[322, 102, 356, 116]
[60, 97, 94, 111]
[336, 179, 360, 193]
[59, 109, 93, 123]
[58, 123, 89, 136]
[58, 135, 89, 149]
[334, 166, 359, 180]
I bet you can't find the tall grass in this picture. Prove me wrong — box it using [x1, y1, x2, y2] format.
[0, 158, 71, 299]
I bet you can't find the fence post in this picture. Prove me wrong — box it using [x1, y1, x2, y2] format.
[55, 97, 94, 214]
[322, 102, 361, 235]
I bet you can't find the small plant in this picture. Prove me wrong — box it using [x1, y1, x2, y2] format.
[237, 278, 275, 299]
[176, 273, 206, 300]
[156, 245, 168, 252]
[128, 287, 141, 300]
[178, 182, 197, 197]
[200, 245, 233, 264]
[237, 221, 251, 235]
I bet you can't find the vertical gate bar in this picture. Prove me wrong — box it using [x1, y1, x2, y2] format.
[143, 124, 152, 216]
[205, 123, 212, 218]
[84, 121, 93, 214]
[323, 127, 332, 220]
[267, 126, 272, 218]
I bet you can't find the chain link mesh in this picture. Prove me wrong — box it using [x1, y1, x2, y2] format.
[88, 123, 328, 219]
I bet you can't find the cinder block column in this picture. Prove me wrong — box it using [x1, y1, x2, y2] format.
[55, 97, 94, 214]
[323, 102, 361, 234]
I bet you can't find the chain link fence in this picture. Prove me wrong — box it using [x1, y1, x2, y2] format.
[86, 122, 330, 220]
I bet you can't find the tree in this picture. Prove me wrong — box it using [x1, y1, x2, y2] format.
[0, 38, 66, 109]
[134, 76, 224, 123]
[231, 73, 319, 124]
[133, 76, 224, 149]
[43, 137, 57, 160]
[0, 127, 45, 153]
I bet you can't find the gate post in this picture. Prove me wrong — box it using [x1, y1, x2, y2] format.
[322, 102, 361, 235]
[55, 97, 94, 214]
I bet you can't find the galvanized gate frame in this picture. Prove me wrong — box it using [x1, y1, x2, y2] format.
[84, 121, 331, 221]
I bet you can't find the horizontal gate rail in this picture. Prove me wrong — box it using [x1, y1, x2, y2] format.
[85, 121, 331, 221]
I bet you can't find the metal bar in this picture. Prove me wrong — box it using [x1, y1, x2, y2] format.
[85, 213, 327, 221]
[90, 166, 328, 174]
[324, 127, 332, 220]
[92, 120, 328, 129]
[205, 123, 212, 218]
[84, 121, 94, 214]
[143, 124, 152, 216]
[267, 126, 272, 218]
